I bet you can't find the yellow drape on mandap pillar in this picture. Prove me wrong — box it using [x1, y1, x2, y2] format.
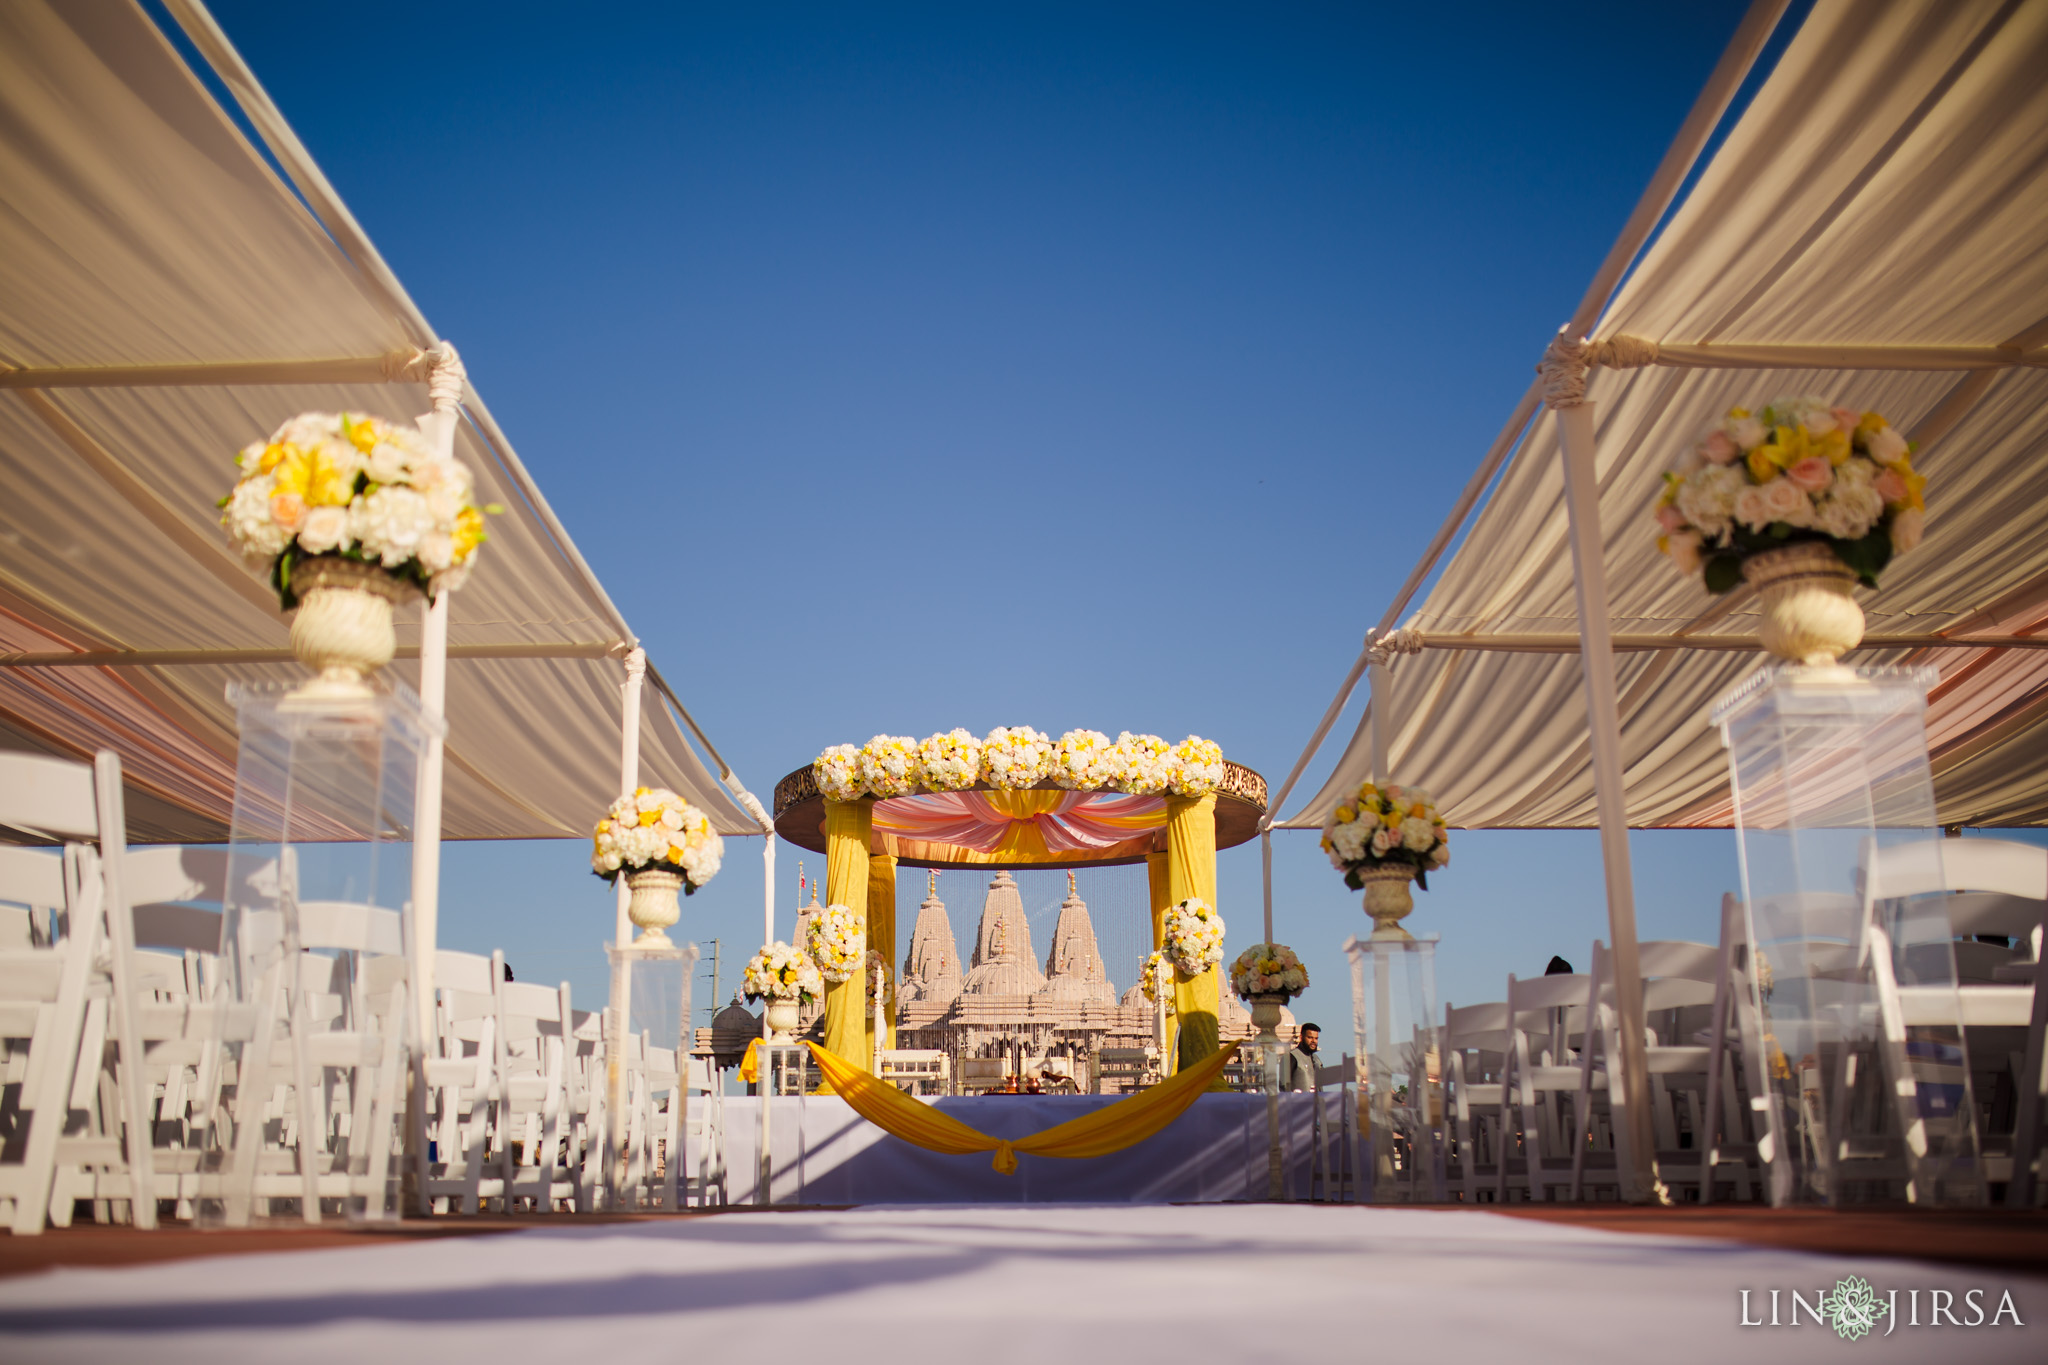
[1146, 847, 1175, 1073]
[822, 798, 873, 1072]
[867, 852, 897, 1052]
[1166, 792, 1220, 1069]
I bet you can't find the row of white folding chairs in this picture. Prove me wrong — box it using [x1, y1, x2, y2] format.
[2, 748, 726, 1228]
[418, 948, 726, 1214]
[1443, 840, 2048, 1206]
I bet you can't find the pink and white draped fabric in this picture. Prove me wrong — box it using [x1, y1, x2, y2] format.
[872, 790, 1165, 855]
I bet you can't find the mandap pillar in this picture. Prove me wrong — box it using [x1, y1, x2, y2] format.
[821, 797, 874, 1072]
[1165, 792, 1220, 1071]
[867, 852, 897, 1052]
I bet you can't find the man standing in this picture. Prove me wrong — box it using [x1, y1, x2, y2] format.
[1279, 1022, 1321, 1091]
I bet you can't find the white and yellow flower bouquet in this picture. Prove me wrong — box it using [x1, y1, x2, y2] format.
[813, 744, 865, 802]
[1230, 942, 1309, 1000]
[744, 941, 823, 1006]
[1138, 948, 1176, 1010]
[1320, 781, 1448, 891]
[858, 735, 923, 798]
[1654, 398, 1925, 591]
[1107, 731, 1172, 796]
[1162, 897, 1226, 978]
[1166, 735, 1224, 798]
[980, 725, 1055, 788]
[807, 904, 865, 983]
[1052, 729, 1115, 790]
[917, 728, 983, 791]
[221, 411, 493, 607]
[591, 787, 724, 890]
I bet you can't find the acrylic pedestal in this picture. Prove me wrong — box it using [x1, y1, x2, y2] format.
[605, 940, 698, 1210]
[1345, 933, 1443, 1203]
[204, 682, 434, 1226]
[1715, 665, 1982, 1206]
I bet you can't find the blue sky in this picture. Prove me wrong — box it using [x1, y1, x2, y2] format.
[186, 0, 1815, 1034]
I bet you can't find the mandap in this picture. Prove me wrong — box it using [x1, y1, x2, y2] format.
[772, 745, 1268, 1075]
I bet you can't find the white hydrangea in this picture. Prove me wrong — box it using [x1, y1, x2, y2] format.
[224, 476, 290, 559]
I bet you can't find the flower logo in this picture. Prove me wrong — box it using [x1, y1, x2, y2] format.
[1819, 1276, 1889, 1342]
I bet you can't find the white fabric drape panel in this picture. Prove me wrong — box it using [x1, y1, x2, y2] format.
[1281, 0, 2048, 832]
[0, 0, 752, 838]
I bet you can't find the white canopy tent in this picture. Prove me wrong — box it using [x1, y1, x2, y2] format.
[0, 1, 777, 1030]
[1266, 0, 2048, 1198]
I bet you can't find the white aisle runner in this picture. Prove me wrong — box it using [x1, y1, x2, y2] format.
[0, 1206, 2036, 1365]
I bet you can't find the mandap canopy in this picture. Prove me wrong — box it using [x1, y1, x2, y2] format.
[774, 757, 1269, 1074]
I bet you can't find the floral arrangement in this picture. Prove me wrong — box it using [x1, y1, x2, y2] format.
[858, 735, 922, 798]
[1162, 898, 1226, 978]
[980, 726, 1055, 788]
[917, 728, 983, 791]
[744, 941, 823, 1006]
[809, 728, 1225, 799]
[864, 948, 893, 1004]
[806, 904, 865, 983]
[814, 744, 865, 802]
[1654, 399, 1925, 592]
[221, 411, 493, 608]
[1138, 949, 1175, 1008]
[591, 787, 724, 890]
[1167, 736, 1224, 798]
[1320, 781, 1448, 890]
[1108, 732, 1173, 796]
[1230, 943, 1309, 1000]
[1052, 729, 1115, 789]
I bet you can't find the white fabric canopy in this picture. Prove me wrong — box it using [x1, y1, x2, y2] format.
[0, 0, 756, 840]
[1283, 0, 2048, 832]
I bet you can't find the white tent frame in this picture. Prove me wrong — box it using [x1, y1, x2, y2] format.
[1262, 0, 2048, 1201]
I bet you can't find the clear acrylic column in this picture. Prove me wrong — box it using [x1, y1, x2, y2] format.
[605, 941, 698, 1210]
[205, 681, 435, 1226]
[1345, 933, 1442, 1203]
[1714, 665, 1982, 1206]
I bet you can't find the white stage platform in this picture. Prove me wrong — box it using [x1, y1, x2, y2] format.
[720, 1091, 1327, 1204]
[0, 1206, 2036, 1364]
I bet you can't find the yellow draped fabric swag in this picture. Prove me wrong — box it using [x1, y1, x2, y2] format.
[803, 1039, 1240, 1173]
[867, 852, 897, 1052]
[1145, 848, 1175, 1072]
[821, 797, 873, 1073]
[1165, 792, 1220, 1070]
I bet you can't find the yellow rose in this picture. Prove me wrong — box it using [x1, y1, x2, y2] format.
[1727, 407, 1750, 420]
[453, 505, 487, 557]
[340, 413, 379, 454]
[1381, 809, 1401, 828]
[257, 442, 288, 474]
[1814, 428, 1850, 466]
[1334, 805, 1356, 824]
[1745, 445, 1778, 483]
[666, 843, 686, 863]
[1857, 411, 1887, 434]
[638, 809, 659, 827]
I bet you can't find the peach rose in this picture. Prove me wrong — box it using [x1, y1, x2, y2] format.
[268, 491, 306, 531]
[1874, 467, 1908, 505]
[1655, 504, 1686, 532]
[1702, 430, 1739, 464]
[1787, 456, 1834, 493]
[1830, 406, 1857, 434]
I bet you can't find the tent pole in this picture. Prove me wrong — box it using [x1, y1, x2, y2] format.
[1554, 395, 1661, 1204]
[615, 649, 646, 948]
[1368, 661, 1391, 786]
[1260, 830, 1273, 943]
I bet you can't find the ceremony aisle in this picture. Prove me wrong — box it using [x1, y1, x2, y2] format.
[0, 1205, 2038, 1364]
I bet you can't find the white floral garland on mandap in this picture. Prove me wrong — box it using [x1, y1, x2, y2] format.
[812, 728, 1226, 801]
[807, 904, 865, 984]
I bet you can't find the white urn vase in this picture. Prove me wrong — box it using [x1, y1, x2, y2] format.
[1248, 992, 1288, 1044]
[624, 867, 683, 947]
[763, 996, 800, 1043]
[1743, 542, 1864, 670]
[287, 557, 417, 701]
[1359, 863, 1418, 940]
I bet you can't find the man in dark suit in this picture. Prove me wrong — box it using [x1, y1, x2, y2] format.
[1278, 1022, 1321, 1091]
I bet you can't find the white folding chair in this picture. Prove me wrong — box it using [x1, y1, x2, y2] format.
[1442, 999, 1507, 1202]
[0, 752, 156, 1232]
[1497, 967, 1596, 1202]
